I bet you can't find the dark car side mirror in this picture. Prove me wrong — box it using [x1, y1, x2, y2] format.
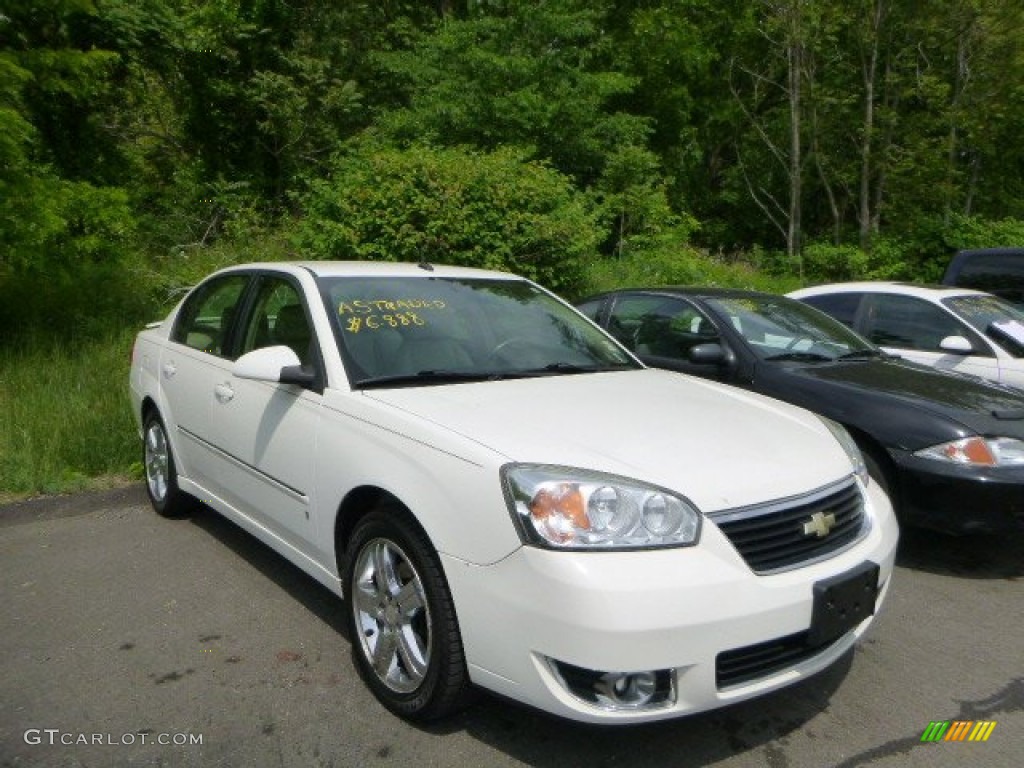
[689, 342, 734, 366]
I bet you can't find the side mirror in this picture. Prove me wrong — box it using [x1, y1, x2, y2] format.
[938, 335, 973, 355]
[689, 342, 733, 366]
[233, 345, 314, 388]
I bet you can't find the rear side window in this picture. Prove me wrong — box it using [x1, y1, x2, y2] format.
[799, 293, 864, 328]
[861, 294, 975, 353]
[171, 275, 250, 358]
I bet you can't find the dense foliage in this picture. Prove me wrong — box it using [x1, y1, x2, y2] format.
[2, 0, 1023, 496]
[2, 0, 1024, 338]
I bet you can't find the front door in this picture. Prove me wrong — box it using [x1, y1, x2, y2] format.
[859, 294, 1000, 382]
[209, 275, 323, 556]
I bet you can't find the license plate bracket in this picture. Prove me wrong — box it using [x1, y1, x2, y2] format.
[808, 561, 880, 648]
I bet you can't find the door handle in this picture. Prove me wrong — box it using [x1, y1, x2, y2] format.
[162, 362, 177, 379]
[214, 383, 235, 403]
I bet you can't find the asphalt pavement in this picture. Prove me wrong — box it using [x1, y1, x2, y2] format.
[1, 487, 1021, 767]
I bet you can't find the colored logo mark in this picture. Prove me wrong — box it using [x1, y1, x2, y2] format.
[920, 720, 997, 742]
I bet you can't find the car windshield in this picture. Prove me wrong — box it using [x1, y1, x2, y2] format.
[944, 294, 1024, 358]
[319, 276, 638, 387]
[705, 295, 877, 361]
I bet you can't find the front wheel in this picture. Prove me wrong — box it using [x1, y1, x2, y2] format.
[142, 412, 192, 518]
[344, 509, 471, 721]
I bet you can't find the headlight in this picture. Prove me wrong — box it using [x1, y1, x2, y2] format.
[818, 416, 869, 485]
[501, 464, 701, 550]
[915, 436, 1024, 467]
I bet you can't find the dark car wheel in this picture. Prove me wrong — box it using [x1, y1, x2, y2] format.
[142, 412, 192, 518]
[344, 508, 471, 721]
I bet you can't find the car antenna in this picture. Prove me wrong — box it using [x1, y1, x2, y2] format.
[418, 261, 434, 272]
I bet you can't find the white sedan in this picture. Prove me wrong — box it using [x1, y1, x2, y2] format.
[130, 261, 898, 723]
[790, 282, 1024, 390]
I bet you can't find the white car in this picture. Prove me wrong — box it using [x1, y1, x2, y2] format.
[790, 282, 1024, 390]
[130, 262, 898, 724]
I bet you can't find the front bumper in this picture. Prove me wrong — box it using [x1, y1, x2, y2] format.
[443, 480, 898, 723]
[891, 451, 1024, 534]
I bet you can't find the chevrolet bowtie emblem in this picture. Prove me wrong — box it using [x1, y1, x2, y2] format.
[803, 511, 837, 538]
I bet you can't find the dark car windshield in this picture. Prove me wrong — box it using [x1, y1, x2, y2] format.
[319, 276, 638, 386]
[944, 294, 1024, 358]
[705, 295, 877, 361]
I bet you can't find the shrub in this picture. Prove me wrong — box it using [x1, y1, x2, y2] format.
[296, 143, 601, 295]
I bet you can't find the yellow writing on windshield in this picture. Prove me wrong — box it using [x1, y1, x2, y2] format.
[345, 312, 426, 333]
[338, 298, 446, 315]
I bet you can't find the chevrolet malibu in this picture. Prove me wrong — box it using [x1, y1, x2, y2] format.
[129, 262, 898, 724]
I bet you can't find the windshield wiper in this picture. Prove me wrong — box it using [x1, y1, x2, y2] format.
[355, 370, 502, 389]
[763, 351, 833, 362]
[837, 349, 886, 360]
[514, 362, 639, 376]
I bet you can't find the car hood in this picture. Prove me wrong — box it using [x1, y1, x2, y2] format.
[363, 369, 855, 514]
[772, 359, 1024, 440]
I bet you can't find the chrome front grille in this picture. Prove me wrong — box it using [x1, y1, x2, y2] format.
[710, 479, 866, 573]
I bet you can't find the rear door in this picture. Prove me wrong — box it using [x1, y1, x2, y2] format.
[160, 273, 252, 495]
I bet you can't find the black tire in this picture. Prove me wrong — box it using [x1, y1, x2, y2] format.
[142, 412, 192, 518]
[344, 508, 471, 721]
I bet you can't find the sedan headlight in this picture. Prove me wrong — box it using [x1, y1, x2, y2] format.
[818, 416, 869, 485]
[915, 436, 1024, 467]
[501, 464, 701, 550]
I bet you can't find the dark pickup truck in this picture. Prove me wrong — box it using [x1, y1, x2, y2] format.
[943, 247, 1024, 306]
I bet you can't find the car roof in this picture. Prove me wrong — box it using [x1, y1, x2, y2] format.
[216, 261, 518, 281]
[586, 286, 779, 302]
[789, 281, 989, 300]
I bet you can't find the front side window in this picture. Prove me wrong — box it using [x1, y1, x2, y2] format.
[171, 274, 249, 358]
[945, 294, 1024, 358]
[609, 295, 719, 360]
[239, 277, 315, 365]
[319, 277, 637, 386]
[575, 298, 604, 323]
[862, 295, 974, 353]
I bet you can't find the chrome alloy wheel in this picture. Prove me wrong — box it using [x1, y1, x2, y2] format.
[144, 421, 170, 503]
[352, 537, 432, 694]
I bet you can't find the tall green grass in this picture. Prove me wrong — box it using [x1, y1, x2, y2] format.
[0, 330, 141, 501]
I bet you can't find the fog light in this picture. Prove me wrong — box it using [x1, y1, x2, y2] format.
[548, 659, 674, 711]
[596, 671, 657, 708]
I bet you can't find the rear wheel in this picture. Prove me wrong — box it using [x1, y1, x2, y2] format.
[344, 509, 471, 721]
[143, 412, 192, 518]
